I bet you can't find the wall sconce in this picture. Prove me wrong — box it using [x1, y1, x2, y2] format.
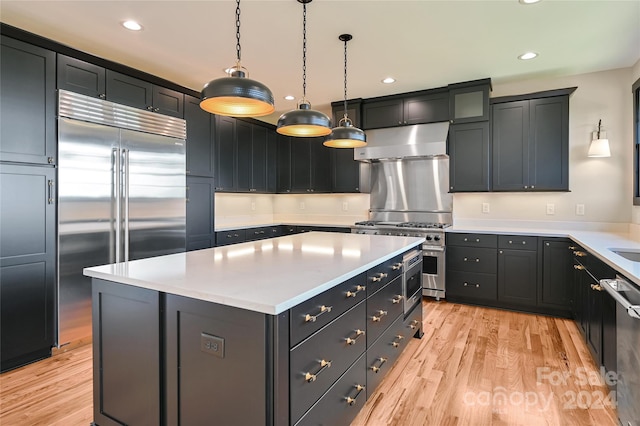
[588, 119, 611, 157]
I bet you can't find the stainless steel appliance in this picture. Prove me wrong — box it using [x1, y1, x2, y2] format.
[402, 249, 423, 314]
[600, 276, 640, 426]
[353, 122, 452, 300]
[57, 90, 186, 347]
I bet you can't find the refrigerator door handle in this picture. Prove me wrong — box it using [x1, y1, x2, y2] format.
[113, 148, 121, 263]
[123, 148, 130, 262]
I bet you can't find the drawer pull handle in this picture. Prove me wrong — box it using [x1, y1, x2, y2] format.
[305, 305, 332, 323]
[463, 282, 480, 288]
[574, 251, 587, 257]
[392, 335, 405, 348]
[392, 295, 404, 304]
[391, 263, 403, 270]
[346, 285, 366, 298]
[409, 319, 419, 330]
[346, 329, 365, 345]
[371, 272, 387, 282]
[574, 265, 585, 270]
[372, 310, 388, 322]
[591, 284, 604, 292]
[371, 357, 388, 373]
[345, 384, 365, 406]
[568, 245, 577, 250]
[463, 257, 480, 263]
[305, 359, 332, 382]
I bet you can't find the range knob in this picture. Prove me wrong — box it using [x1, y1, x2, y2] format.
[434, 235, 441, 241]
[426, 236, 433, 241]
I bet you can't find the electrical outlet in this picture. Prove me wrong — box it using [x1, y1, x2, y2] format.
[200, 333, 225, 358]
[546, 203, 555, 215]
[482, 203, 490, 214]
[251, 202, 256, 211]
[299, 201, 305, 210]
[576, 204, 585, 215]
[342, 202, 349, 212]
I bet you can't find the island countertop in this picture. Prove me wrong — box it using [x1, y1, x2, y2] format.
[84, 232, 424, 315]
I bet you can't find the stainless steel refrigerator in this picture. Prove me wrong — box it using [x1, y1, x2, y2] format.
[57, 90, 186, 347]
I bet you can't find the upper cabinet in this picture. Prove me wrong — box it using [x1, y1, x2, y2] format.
[1, 36, 56, 165]
[362, 89, 449, 130]
[331, 99, 362, 129]
[492, 89, 573, 192]
[277, 136, 332, 193]
[184, 95, 214, 178]
[57, 54, 107, 99]
[330, 99, 363, 193]
[448, 79, 491, 124]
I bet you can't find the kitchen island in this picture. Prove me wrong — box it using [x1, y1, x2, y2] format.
[84, 232, 424, 426]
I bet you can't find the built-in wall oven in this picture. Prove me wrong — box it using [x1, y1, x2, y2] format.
[403, 249, 423, 315]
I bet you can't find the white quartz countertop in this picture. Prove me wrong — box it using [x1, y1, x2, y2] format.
[447, 225, 640, 288]
[214, 222, 355, 232]
[84, 232, 424, 315]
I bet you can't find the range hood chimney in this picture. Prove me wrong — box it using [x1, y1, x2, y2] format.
[354, 122, 450, 161]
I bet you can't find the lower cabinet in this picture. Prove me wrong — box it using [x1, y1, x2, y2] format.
[186, 176, 215, 251]
[497, 236, 538, 307]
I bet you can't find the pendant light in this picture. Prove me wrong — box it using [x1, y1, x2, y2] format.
[276, 0, 331, 137]
[324, 34, 367, 148]
[200, 0, 275, 117]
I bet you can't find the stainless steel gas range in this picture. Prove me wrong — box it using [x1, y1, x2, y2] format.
[352, 220, 449, 300]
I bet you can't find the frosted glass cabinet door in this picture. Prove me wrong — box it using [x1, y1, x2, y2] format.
[448, 79, 491, 124]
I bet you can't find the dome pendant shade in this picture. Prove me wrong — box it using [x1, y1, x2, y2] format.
[276, 103, 332, 137]
[324, 121, 366, 148]
[200, 69, 275, 117]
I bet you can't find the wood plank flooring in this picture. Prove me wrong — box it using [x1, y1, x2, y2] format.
[0, 300, 617, 425]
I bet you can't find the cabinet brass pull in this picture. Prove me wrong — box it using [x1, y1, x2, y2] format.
[47, 180, 54, 204]
[305, 305, 332, 323]
[371, 310, 388, 322]
[509, 240, 513, 244]
[574, 251, 587, 257]
[574, 264, 585, 270]
[305, 359, 332, 382]
[568, 246, 577, 250]
[345, 384, 365, 406]
[391, 263, 403, 270]
[409, 319, 419, 330]
[391, 295, 404, 304]
[463, 282, 480, 288]
[463, 257, 480, 263]
[391, 335, 405, 348]
[345, 329, 365, 345]
[591, 284, 604, 292]
[371, 272, 387, 282]
[346, 285, 366, 298]
[371, 357, 388, 373]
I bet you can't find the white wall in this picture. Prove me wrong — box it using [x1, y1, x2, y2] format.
[453, 67, 633, 230]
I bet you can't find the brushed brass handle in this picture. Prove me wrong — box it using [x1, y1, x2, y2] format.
[372, 310, 388, 322]
[392, 334, 405, 348]
[463, 257, 480, 263]
[371, 272, 386, 282]
[346, 285, 366, 298]
[574, 251, 587, 257]
[568, 246, 577, 250]
[345, 329, 365, 345]
[305, 359, 332, 382]
[409, 319, 419, 330]
[371, 357, 388, 373]
[574, 264, 585, 270]
[392, 295, 404, 304]
[305, 305, 332, 323]
[391, 263, 403, 270]
[345, 384, 365, 406]
[591, 284, 603, 292]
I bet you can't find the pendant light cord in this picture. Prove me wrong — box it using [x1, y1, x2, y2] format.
[343, 38, 349, 120]
[235, 0, 241, 65]
[597, 119, 602, 138]
[302, 2, 307, 102]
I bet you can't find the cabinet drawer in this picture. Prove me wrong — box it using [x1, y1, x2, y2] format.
[290, 301, 367, 423]
[447, 233, 497, 248]
[215, 229, 246, 246]
[447, 246, 497, 274]
[447, 271, 497, 301]
[403, 301, 423, 337]
[366, 276, 403, 347]
[366, 254, 404, 297]
[366, 314, 408, 398]
[498, 235, 537, 249]
[245, 226, 275, 241]
[294, 354, 367, 426]
[291, 272, 367, 347]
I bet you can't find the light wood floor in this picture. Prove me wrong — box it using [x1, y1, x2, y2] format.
[0, 300, 617, 426]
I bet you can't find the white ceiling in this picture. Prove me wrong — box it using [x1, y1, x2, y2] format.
[2, 0, 639, 124]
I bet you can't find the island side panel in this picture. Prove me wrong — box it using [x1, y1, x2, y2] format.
[92, 279, 161, 426]
[165, 294, 287, 426]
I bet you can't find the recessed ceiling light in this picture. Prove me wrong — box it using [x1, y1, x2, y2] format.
[382, 77, 396, 84]
[284, 95, 295, 101]
[518, 52, 538, 60]
[519, 0, 541, 4]
[122, 20, 142, 31]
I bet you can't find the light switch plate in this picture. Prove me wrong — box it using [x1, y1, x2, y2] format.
[576, 204, 585, 215]
[546, 203, 555, 215]
[342, 202, 349, 212]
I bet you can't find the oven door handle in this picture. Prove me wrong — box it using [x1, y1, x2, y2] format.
[423, 246, 445, 253]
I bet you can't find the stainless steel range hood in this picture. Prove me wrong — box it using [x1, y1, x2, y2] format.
[354, 122, 449, 161]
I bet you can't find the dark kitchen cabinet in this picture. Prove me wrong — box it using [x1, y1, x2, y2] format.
[497, 238, 538, 307]
[185, 95, 215, 178]
[331, 98, 362, 128]
[1, 36, 56, 165]
[186, 176, 215, 251]
[215, 115, 237, 191]
[1, 164, 56, 372]
[448, 79, 491, 124]
[331, 148, 361, 193]
[362, 89, 449, 130]
[215, 229, 247, 246]
[448, 121, 490, 192]
[266, 130, 278, 193]
[57, 54, 106, 99]
[237, 123, 270, 193]
[492, 91, 572, 192]
[446, 233, 498, 303]
[235, 120, 254, 191]
[288, 136, 331, 193]
[106, 70, 184, 118]
[276, 134, 292, 193]
[539, 238, 573, 312]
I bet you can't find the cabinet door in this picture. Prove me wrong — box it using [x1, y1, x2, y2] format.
[1, 36, 56, 165]
[1, 164, 55, 371]
[266, 130, 278, 193]
[152, 85, 184, 118]
[235, 120, 252, 192]
[448, 121, 490, 192]
[331, 99, 362, 128]
[251, 125, 268, 192]
[215, 115, 236, 191]
[332, 148, 360, 193]
[276, 135, 292, 193]
[290, 138, 312, 192]
[310, 138, 331, 193]
[492, 100, 530, 191]
[362, 98, 403, 129]
[403, 92, 449, 125]
[602, 290, 616, 380]
[497, 248, 537, 306]
[57, 54, 106, 99]
[586, 276, 603, 365]
[528, 96, 569, 191]
[185, 95, 214, 178]
[574, 264, 589, 336]
[539, 239, 572, 310]
[106, 70, 153, 111]
[186, 176, 215, 251]
[449, 84, 490, 124]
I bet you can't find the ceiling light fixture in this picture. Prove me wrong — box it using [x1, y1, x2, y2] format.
[122, 20, 142, 31]
[284, 95, 295, 101]
[382, 77, 396, 84]
[588, 119, 611, 157]
[518, 52, 538, 60]
[324, 34, 366, 149]
[519, 0, 541, 4]
[200, 0, 275, 117]
[276, 0, 331, 137]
